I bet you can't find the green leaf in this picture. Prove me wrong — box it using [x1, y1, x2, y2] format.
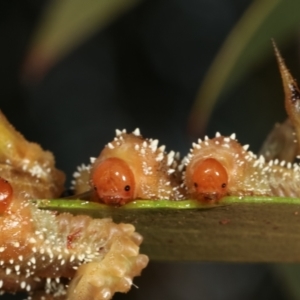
[188, 0, 300, 136]
[23, 0, 142, 79]
[36, 196, 300, 261]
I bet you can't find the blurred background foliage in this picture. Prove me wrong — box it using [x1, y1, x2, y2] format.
[2, 0, 300, 299]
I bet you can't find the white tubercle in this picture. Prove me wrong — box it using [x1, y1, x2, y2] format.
[132, 128, 141, 136]
[107, 143, 114, 149]
[90, 157, 96, 164]
[115, 129, 122, 136]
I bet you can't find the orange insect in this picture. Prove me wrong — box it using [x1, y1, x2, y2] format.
[73, 128, 184, 205]
[191, 158, 228, 201]
[0, 112, 148, 299]
[182, 132, 300, 202]
[91, 157, 135, 206]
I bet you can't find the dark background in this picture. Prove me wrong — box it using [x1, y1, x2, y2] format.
[1, 0, 299, 299]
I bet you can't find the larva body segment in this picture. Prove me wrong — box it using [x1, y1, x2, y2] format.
[0, 197, 148, 299]
[72, 164, 91, 195]
[0, 114, 149, 299]
[0, 111, 65, 199]
[183, 133, 300, 202]
[259, 119, 297, 163]
[74, 129, 184, 205]
[0, 177, 13, 213]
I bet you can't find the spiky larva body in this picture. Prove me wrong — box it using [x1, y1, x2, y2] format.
[183, 133, 300, 202]
[0, 198, 148, 299]
[73, 129, 183, 205]
[0, 114, 148, 299]
[259, 119, 297, 163]
[71, 164, 91, 195]
[0, 111, 65, 198]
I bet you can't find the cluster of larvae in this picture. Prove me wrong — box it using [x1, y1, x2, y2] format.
[0, 112, 148, 300]
[72, 127, 300, 205]
[72, 43, 300, 205]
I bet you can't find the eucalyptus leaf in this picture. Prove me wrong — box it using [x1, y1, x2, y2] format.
[188, 0, 300, 136]
[23, 0, 142, 78]
[36, 196, 300, 261]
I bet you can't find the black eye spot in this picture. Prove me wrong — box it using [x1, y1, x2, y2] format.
[194, 183, 198, 188]
[94, 186, 97, 191]
[221, 183, 227, 188]
[124, 185, 130, 191]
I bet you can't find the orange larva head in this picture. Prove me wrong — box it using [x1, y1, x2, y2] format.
[191, 158, 228, 202]
[0, 177, 13, 213]
[91, 157, 135, 206]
